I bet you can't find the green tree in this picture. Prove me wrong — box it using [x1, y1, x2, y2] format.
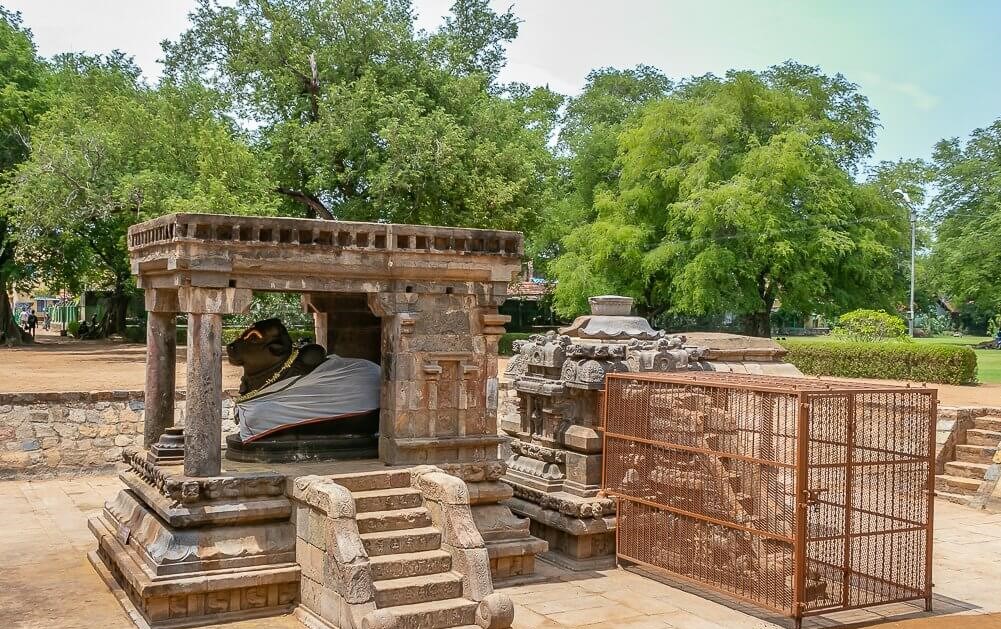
[532, 66, 672, 270]
[927, 119, 1001, 320]
[6, 54, 277, 334]
[163, 0, 555, 231]
[552, 63, 907, 337]
[0, 8, 48, 344]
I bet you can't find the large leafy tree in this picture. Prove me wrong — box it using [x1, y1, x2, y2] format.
[0, 8, 48, 344]
[531, 65, 671, 269]
[927, 120, 1001, 319]
[162, 0, 556, 231]
[552, 63, 908, 337]
[6, 54, 277, 334]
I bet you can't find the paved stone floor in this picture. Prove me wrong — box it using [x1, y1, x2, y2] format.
[2, 475, 1000, 629]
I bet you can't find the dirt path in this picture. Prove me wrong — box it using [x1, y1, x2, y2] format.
[0, 331, 242, 393]
[3, 339, 999, 406]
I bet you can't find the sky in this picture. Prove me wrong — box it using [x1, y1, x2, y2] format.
[6, 0, 1001, 166]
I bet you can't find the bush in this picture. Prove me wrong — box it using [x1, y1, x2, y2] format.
[499, 332, 533, 356]
[831, 309, 908, 342]
[780, 339, 978, 385]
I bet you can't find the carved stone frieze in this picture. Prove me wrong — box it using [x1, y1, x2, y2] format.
[509, 484, 616, 519]
[510, 440, 567, 464]
[124, 446, 285, 506]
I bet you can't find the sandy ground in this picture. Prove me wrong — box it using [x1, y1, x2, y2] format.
[3, 475, 1000, 629]
[1, 335, 1000, 406]
[0, 330, 242, 393]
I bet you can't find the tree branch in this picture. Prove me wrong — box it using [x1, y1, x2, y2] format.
[275, 187, 333, 220]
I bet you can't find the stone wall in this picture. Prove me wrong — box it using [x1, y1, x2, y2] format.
[0, 390, 238, 477]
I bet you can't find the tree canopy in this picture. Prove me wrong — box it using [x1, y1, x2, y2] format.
[0, 8, 48, 343]
[162, 0, 557, 231]
[6, 53, 276, 333]
[927, 119, 1001, 314]
[551, 63, 908, 336]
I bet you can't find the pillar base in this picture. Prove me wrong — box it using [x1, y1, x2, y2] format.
[89, 449, 299, 628]
[506, 495, 618, 572]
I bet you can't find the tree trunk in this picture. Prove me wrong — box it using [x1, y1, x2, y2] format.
[104, 283, 129, 336]
[0, 276, 30, 346]
[741, 310, 772, 338]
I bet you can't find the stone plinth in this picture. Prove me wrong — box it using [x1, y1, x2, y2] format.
[501, 299, 702, 570]
[500, 297, 803, 570]
[88, 448, 299, 628]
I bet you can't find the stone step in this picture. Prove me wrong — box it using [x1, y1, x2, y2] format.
[326, 469, 412, 492]
[966, 429, 1001, 447]
[369, 549, 453, 581]
[935, 489, 973, 506]
[945, 460, 990, 480]
[357, 507, 432, 534]
[956, 444, 997, 464]
[973, 415, 1001, 432]
[354, 487, 423, 513]
[362, 526, 441, 557]
[934, 474, 981, 495]
[373, 571, 464, 607]
[384, 597, 478, 629]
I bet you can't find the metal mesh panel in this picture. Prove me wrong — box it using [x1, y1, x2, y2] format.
[602, 372, 935, 626]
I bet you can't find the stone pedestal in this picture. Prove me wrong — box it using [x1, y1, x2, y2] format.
[370, 289, 547, 580]
[501, 296, 702, 569]
[89, 449, 299, 628]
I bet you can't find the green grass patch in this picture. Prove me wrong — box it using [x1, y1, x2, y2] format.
[975, 349, 1001, 384]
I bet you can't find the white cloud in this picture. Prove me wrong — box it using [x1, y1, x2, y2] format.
[859, 71, 939, 111]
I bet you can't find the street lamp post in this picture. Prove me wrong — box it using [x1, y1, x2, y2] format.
[893, 189, 917, 338]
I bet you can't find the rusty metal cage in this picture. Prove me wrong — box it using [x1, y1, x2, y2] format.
[601, 372, 936, 627]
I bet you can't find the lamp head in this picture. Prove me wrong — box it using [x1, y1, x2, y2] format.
[892, 188, 912, 204]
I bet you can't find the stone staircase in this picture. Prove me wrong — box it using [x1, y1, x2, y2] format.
[299, 469, 512, 629]
[936, 415, 1000, 505]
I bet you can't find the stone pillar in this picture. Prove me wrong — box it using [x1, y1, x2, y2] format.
[143, 289, 178, 448]
[313, 311, 329, 351]
[179, 287, 253, 477]
[185, 312, 223, 477]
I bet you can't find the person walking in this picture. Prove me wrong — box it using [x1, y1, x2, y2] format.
[43, 310, 51, 331]
[18, 308, 28, 331]
[27, 310, 37, 338]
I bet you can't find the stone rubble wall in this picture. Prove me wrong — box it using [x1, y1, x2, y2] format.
[0, 390, 239, 477]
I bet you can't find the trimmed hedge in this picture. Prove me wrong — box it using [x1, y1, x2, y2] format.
[499, 332, 533, 356]
[779, 339, 978, 385]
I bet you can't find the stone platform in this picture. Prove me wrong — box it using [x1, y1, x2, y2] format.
[4, 474, 997, 629]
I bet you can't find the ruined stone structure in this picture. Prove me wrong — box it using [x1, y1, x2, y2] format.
[89, 213, 541, 628]
[501, 295, 796, 569]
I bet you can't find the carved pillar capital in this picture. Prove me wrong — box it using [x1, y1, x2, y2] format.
[144, 288, 179, 313]
[178, 286, 252, 315]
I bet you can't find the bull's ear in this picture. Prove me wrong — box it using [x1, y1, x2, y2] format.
[266, 341, 288, 356]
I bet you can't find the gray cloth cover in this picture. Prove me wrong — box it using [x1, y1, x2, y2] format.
[235, 354, 381, 442]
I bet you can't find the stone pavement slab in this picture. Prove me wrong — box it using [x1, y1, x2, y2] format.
[1, 475, 999, 628]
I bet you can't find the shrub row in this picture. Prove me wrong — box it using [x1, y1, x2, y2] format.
[779, 339, 978, 385]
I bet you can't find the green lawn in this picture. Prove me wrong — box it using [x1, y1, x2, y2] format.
[916, 336, 1001, 384]
[778, 334, 1001, 384]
